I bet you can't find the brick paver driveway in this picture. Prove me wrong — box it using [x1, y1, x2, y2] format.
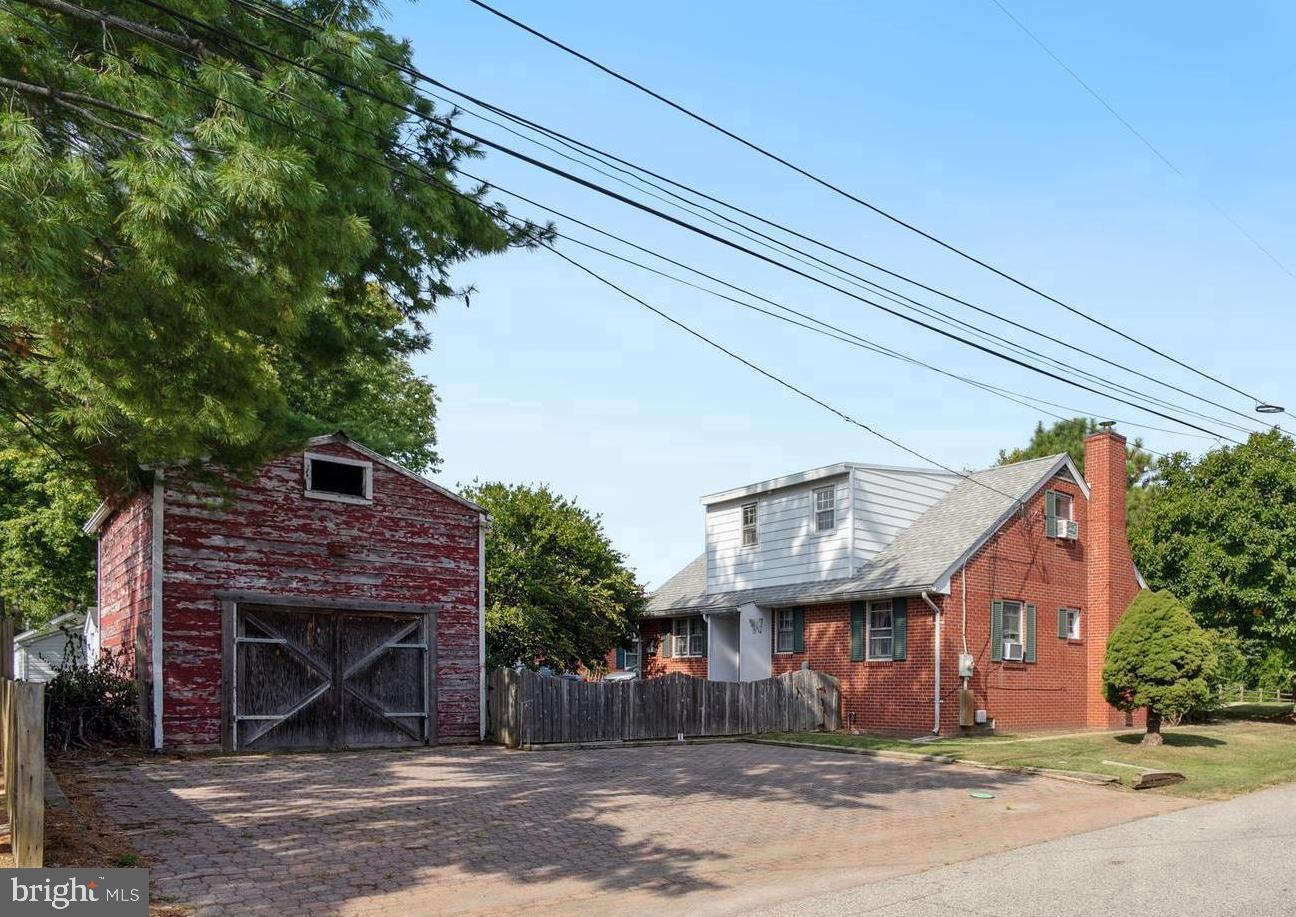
[73, 742, 1189, 915]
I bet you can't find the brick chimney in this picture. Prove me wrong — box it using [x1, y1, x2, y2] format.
[1084, 427, 1141, 726]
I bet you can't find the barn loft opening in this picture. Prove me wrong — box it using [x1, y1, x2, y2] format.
[306, 455, 371, 500]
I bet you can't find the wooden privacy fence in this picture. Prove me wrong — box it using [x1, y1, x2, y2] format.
[487, 668, 840, 747]
[0, 677, 45, 867]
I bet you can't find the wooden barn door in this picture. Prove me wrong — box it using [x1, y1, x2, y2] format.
[229, 603, 435, 751]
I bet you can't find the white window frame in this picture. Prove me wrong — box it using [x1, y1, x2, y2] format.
[1001, 600, 1024, 658]
[812, 485, 836, 533]
[741, 501, 758, 547]
[1062, 607, 1082, 640]
[303, 451, 373, 505]
[672, 617, 705, 658]
[774, 609, 796, 654]
[866, 600, 893, 661]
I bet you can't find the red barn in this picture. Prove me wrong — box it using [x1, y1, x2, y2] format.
[85, 433, 486, 752]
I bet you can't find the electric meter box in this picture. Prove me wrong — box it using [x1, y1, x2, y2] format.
[958, 653, 975, 677]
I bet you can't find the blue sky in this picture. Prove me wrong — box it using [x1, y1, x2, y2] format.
[386, 1, 1296, 587]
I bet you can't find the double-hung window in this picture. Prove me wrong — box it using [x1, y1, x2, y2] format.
[867, 600, 893, 660]
[1001, 600, 1025, 660]
[775, 609, 796, 654]
[672, 617, 706, 657]
[741, 502, 758, 547]
[1060, 608, 1081, 640]
[622, 637, 641, 670]
[813, 485, 836, 532]
[1046, 490, 1076, 539]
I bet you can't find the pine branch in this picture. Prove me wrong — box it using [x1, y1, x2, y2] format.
[0, 75, 160, 124]
[11, 0, 206, 57]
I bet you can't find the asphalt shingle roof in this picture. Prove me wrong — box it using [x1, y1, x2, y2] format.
[644, 454, 1073, 616]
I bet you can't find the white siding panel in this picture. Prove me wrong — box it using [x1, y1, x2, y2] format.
[707, 476, 851, 591]
[853, 468, 958, 562]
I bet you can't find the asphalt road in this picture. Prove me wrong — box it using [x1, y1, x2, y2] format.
[749, 781, 1296, 917]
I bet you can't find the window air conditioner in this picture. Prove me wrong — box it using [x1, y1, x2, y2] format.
[1003, 642, 1025, 662]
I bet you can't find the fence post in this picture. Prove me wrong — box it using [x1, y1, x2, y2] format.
[12, 681, 44, 866]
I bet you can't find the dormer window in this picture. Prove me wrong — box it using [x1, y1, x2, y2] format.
[304, 452, 373, 504]
[741, 502, 758, 546]
[813, 485, 836, 532]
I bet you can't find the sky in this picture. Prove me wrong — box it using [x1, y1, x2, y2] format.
[383, 0, 1296, 588]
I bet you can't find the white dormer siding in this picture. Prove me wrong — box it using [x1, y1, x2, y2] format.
[852, 467, 959, 561]
[706, 473, 852, 592]
[702, 463, 961, 593]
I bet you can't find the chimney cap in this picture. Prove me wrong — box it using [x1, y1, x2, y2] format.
[1098, 420, 1116, 430]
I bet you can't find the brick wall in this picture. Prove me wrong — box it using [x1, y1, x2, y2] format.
[641, 451, 1144, 734]
[642, 617, 708, 679]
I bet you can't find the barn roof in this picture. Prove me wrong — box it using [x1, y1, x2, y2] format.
[83, 432, 485, 534]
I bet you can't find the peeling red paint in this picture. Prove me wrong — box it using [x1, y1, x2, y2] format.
[96, 441, 483, 749]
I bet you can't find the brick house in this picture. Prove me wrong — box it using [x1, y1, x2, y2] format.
[85, 433, 486, 752]
[622, 430, 1142, 733]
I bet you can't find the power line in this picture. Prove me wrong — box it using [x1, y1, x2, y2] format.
[462, 0, 1276, 408]
[204, 0, 1265, 433]
[10, 0, 1216, 469]
[418, 81, 1260, 434]
[560, 229, 1206, 446]
[988, 0, 1296, 285]
[39, 0, 1246, 442]
[548, 245, 1028, 501]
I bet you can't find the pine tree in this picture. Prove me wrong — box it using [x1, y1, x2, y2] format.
[1103, 590, 1217, 745]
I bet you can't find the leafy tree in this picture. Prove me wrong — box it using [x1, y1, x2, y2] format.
[0, 436, 99, 624]
[1103, 589, 1217, 745]
[998, 417, 1154, 486]
[0, 0, 541, 486]
[1130, 430, 1296, 694]
[461, 482, 644, 674]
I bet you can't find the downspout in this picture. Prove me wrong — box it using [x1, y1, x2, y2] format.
[150, 470, 165, 751]
[921, 591, 941, 734]
[478, 513, 488, 742]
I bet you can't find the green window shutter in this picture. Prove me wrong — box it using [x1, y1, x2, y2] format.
[1057, 608, 1068, 639]
[616, 646, 626, 669]
[850, 602, 865, 661]
[990, 601, 1004, 662]
[792, 607, 805, 653]
[1025, 604, 1037, 663]
[699, 617, 708, 658]
[660, 621, 673, 658]
[891, 597, 908, 661]
[1045, 490, 1058, 537]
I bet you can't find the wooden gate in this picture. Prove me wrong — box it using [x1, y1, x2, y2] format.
[222, 600, 436, 752]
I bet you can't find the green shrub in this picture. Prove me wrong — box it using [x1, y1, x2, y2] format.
[1103, 589, 1217, 745]
[45, 648, 143, 751]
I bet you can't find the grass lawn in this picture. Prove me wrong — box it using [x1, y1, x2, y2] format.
[762, 703, 1296, 799]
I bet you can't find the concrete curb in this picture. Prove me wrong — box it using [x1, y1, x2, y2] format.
[517, 736, 743, 752]
[45, 763, 70, 811]
[745, 738, 1121, 787]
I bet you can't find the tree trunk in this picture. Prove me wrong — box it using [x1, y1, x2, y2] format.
[1142, 708, 1164, 746]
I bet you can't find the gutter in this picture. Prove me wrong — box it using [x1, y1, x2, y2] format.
[921, 591, 941, 735]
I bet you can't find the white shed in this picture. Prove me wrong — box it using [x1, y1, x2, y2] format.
[12, 609, 95, 682]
